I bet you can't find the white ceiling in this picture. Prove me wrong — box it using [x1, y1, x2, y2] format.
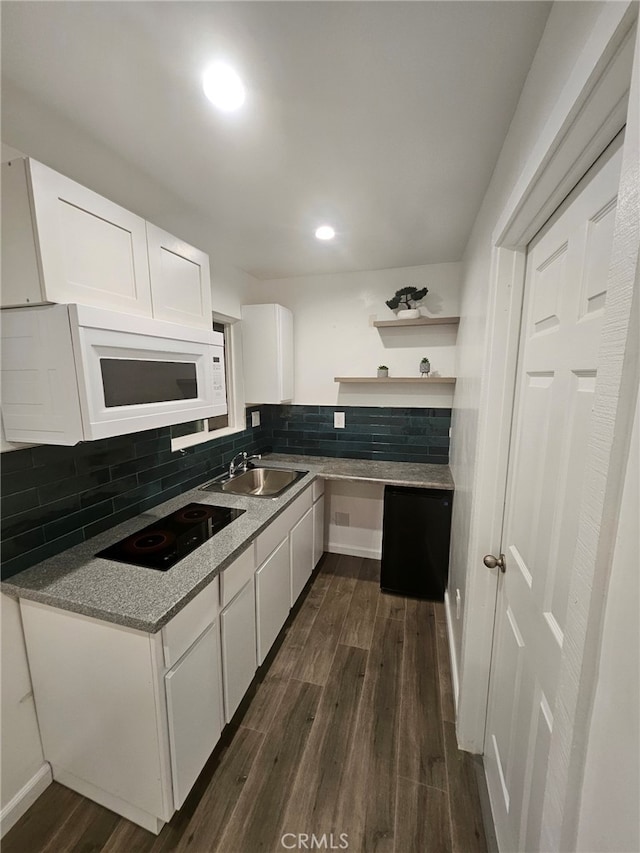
[1, 1, 550, 280]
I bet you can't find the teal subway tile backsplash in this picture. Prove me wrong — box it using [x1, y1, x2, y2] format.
[267, 405, 451, 463]
[0, 404, 450, 578]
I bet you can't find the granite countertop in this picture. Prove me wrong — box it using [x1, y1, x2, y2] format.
[265, 454, 454, 490]
[1, 454, 453, 633]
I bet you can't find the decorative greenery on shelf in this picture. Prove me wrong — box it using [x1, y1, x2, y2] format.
[378, 364, 389, 370]
[385, 286, 428, 311]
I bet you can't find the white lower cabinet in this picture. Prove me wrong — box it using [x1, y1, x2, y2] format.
[256, 537, 291, 665]
[17, 477, 325, 835]
[165, 622, 223, 810]
[19, 577, 224, 835]
[290, 508, 314, 607]
[19, 599, 176, 834]
[220, 579, 257, 723]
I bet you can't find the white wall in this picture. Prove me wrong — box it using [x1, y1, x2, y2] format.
[448, 1, 636, 750]
[325, 480, 385, 560]
[245, 263, 461, 408]
[0, 594, 50, 834]
[575, 392, 639, 853]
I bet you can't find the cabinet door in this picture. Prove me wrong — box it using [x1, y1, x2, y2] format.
[313, 496, 325, 569]
[220, 580, 257, 723]
[241, 304, 294, 403]
[255, 537, 291, 665]
[27, 159, 153, 316]
[146, 224, 212, 329]
[165, 622, 223, 810]
[290, 507, 314, 607]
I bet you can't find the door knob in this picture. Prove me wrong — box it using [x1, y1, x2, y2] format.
[484, 553, 506, 572]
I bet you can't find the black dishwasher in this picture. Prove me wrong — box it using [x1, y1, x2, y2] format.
[380, 485, 453, 601]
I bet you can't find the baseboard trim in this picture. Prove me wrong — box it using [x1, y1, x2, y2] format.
[0, 762, 52, 838]
[444, 590, 460, 711]
[326, 543, 382, 560]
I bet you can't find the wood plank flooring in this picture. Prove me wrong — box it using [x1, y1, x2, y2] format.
[4, 553, 488, 853]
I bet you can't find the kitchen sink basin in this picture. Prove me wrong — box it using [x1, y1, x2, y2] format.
[201, 467, 307, 498]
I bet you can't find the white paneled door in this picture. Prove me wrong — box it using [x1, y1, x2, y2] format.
[484, 137, 623, 852]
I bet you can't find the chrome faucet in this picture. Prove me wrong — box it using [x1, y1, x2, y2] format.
[228, 452, 247, 476]
[228, 451, 262, 476]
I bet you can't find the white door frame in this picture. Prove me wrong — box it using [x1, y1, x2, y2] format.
[455, 6, 638, 835]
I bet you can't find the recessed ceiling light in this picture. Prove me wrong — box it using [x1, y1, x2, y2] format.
[202, 63, 246, 112]
[315, 225, 336, 241]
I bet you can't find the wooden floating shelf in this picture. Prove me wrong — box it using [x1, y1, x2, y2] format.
[373, 316, 460, 328]
[334, 377, 457, 384]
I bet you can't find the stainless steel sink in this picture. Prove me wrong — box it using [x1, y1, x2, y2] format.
[201, 467, 307, 498]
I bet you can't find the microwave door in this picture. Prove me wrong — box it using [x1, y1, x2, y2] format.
[74, 326, 218, 440]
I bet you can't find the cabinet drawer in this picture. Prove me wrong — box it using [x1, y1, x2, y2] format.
[162, 578, 219, 668]
[255, 487, 312, 565]
[219, 545, 256, 608]
[312, 478, 325, 502]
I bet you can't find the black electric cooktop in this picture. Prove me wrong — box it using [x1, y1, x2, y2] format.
[96, 503, 245, 570]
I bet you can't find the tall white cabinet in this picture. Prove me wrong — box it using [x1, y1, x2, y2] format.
[241, 303, 293, 403]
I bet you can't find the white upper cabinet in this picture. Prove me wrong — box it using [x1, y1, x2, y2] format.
[1, 158, 212, 329]
[2, 158, 152, 316]
[147, 224, 212, 329]
[241, 303, 293, 404]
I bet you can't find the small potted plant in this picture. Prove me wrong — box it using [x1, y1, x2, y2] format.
[377, 365, 389, 378]
[386, 285, 428, 319]
[420, 357, 431, 376]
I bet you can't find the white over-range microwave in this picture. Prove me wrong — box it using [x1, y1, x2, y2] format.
[1, 304, 226, 445]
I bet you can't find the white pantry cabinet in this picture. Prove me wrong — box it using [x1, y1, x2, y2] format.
[147, 223, 212, 329]
[1, 158, 212, 329]
[290, 507, 314, 607]
[241, 304, 293, 403]
[220, 578, 257, 723]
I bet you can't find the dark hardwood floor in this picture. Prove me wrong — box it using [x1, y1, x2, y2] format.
[4, 553, 488, 853]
